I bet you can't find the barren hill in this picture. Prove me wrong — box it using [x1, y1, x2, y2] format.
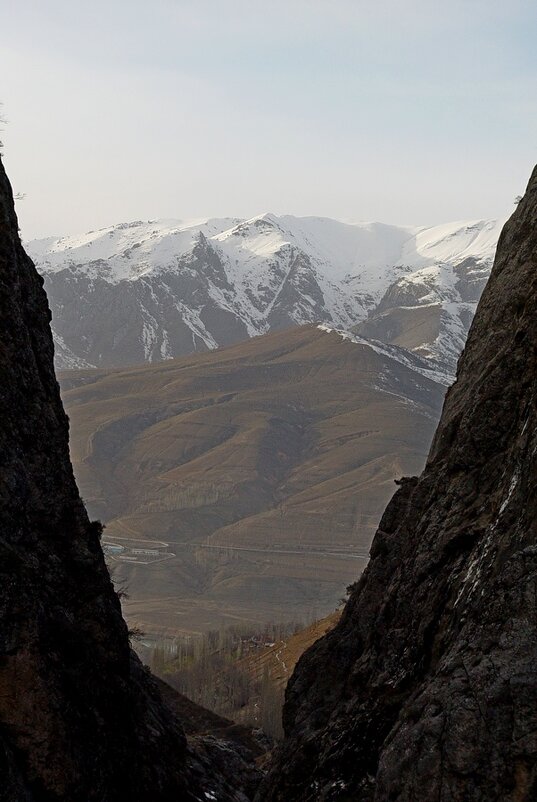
[241, 611, 342, 691]
[60, 324, 445, 636]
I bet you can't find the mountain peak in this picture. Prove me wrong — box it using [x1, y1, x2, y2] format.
[27, 213, 504, 372]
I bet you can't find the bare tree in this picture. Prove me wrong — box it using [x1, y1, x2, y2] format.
[0, 103, 5, 151]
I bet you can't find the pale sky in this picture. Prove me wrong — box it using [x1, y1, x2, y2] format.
[1, 0, 536, 239]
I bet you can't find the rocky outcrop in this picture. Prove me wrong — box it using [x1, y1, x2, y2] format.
[0, 156, 260, 800]
[257, 167, 537, 801]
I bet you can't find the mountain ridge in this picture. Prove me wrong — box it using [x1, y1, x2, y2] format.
[28, 213, 503, 374]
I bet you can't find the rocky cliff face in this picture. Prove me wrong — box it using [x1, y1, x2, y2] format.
[0, 158, 259, 800]
[256, 168, 537, 801]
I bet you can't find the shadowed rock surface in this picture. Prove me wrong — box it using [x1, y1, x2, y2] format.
[0, 156, 261, 800]
[256, 169, 537, 801]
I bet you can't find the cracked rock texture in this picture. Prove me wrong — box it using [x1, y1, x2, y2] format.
[0, 156, 259, 801]
[257, 167, 537, 801]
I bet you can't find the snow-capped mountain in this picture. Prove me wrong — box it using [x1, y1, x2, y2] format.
[27, 214, 503, 373]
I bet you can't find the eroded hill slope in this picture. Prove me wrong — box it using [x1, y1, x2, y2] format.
[60, 325, 445, 636]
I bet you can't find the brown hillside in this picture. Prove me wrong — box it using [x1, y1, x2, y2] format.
[241, 611, 342, 690]
[60, 324, 444, 636]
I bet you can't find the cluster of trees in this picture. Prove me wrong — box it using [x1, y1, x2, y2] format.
[144, 621, 304, 740]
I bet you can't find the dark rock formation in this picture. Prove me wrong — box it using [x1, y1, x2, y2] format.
[0, 157, 260, 800]
[257, 167, 537, 801]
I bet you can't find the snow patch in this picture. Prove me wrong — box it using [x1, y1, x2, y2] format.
[317, 325, 452, 386]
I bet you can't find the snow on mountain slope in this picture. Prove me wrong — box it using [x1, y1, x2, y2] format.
[409, 218, 501, 264]
[27, 214, 504, 373]
[317, 325, 453, 387]
[29, 217, 242, 282]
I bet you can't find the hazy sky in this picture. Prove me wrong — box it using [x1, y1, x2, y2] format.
[1, 0, 536, 239]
